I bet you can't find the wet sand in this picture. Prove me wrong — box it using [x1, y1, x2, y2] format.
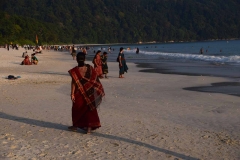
[136, 61, 240, 97]
[0, 48, 239, 159]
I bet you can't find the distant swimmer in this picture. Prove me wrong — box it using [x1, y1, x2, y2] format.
[136, 47, 139, 54]
[199, 47, 204, 54]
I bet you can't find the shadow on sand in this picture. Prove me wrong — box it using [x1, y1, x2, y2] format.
[0, 112, 199, 160]
[183, 82, 240, 97]
[27, 71, 70, 76]
[0, 112, 198, 160]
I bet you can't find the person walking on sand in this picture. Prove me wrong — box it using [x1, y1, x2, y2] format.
[68, 52, 105, 134]
[118, 47, 128, 78]
[93, 50, 104, 78]
[71, 45, 77, 60]
[101, 52, 108, 78]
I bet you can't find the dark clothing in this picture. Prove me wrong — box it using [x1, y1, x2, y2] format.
[136, 48, 139, 54]
[71, 47, 76, 57]
[118, 52, 128, 75]
[101, 55, 108, 74]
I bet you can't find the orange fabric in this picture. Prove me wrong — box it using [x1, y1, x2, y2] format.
[22, 56, 32, 65]
[94, 54, 103, 76]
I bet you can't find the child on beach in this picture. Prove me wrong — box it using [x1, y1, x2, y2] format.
[93, 50, 103, 78]
[101, 52, 108, 78]
[31, 53, 38, 65]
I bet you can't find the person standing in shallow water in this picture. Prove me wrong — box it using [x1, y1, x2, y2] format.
[136, 47, 139, 54]
[199, 47, 204, 54]
[68, 52, 105, 134]
[118, 47, 128, 78]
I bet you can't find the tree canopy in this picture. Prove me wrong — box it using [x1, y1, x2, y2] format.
[0, 0, 239, 45]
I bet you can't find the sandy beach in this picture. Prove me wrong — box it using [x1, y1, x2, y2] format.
[0, 47, 239, 160]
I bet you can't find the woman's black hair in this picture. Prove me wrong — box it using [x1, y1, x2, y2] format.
[93, 50, 101, 60]
[120, 47, 124, 52]
[96, 50, 101, 54]
[77, 52, 85, 67]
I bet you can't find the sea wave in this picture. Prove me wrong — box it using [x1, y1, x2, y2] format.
[125, 50, 240, 64]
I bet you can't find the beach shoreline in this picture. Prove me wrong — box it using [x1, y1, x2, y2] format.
[0, 48, 239, 159]
[135, 61, 240, 97]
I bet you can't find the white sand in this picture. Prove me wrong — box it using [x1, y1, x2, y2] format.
[0, 48, 239, 159]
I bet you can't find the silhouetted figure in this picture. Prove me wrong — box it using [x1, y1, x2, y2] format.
[136, 47, 139, 54]
[200, 48, 204, 54]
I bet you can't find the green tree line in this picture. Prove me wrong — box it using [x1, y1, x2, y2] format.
[0, 0, 240, 45]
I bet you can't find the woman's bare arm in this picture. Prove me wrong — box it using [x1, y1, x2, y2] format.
[119, 55, 122, 66]
[71, 78, 76, 102]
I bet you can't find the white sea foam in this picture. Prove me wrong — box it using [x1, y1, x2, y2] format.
[125, 49, 240, 64]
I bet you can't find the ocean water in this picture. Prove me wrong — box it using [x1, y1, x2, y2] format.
[95, 40, 240, 66]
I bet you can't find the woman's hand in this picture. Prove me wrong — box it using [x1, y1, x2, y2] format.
[71, 94, 75, 103]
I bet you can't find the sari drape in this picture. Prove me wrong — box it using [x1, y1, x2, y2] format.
[68, 64, 105, 129]
[118, 53, 128, 74]
[22, 56, 31, 65]
[93, 54, 103, 76]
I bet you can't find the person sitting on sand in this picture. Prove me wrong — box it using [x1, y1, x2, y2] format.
[21, 55, 31, 65]
[31, 53, 38, 65]
[68, 52, 105, 134]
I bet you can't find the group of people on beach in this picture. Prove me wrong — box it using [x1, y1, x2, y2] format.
[92, 47, 128, 79]
[71, 45, 88, 60]
[21, 52, 39, 65]
[68, 47, 128, 134]
[92, 50, 109, 78]
[7, 44, 127, 134]
[5, 44, 128, 134]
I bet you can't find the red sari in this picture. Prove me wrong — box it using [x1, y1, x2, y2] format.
[68, 64, 105, 130]
[93, 54, 103, 76]
[22, 56, 32, 65]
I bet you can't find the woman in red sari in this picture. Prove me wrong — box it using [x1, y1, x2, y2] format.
[21, 55, 32, 65]
[68, 52, 105, 134]
[93, 50, 103, 78]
